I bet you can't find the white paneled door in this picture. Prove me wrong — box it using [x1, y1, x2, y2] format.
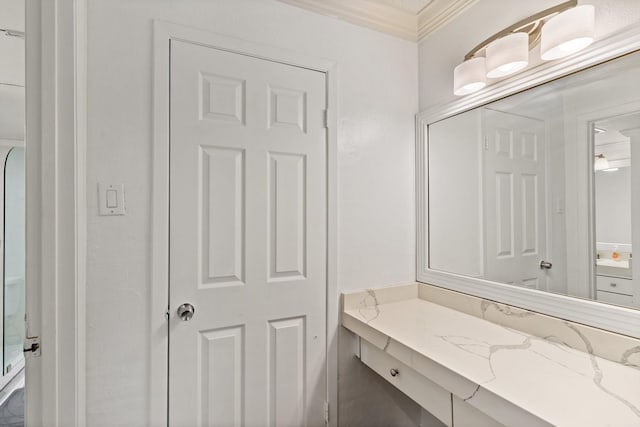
[483, 108, 548, 291]
[169, 40, 327, 427]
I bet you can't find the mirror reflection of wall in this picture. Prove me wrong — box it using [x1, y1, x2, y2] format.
[593, 113, 639, 306]
[428, 110, 483, 278]
[594, 118, 632, 247]
[427, 50, 640, 310]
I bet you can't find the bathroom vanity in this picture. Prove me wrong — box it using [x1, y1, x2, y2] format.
[596, 243, 634, 306]
[353, 22, 640, 427]
[342, 283, 640, 426]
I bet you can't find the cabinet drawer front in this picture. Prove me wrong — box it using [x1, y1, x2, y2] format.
[596, 290, 634, 306]
[360, 339, 452, 426]
[452, 396, 504, 427]
[596, 275, 633, 295]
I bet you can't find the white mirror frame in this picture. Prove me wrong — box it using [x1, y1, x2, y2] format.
[416, 25, 640, 339]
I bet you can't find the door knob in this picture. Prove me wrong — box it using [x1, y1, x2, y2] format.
[177, 303, 195, 321]
[540, 260, 553, 270]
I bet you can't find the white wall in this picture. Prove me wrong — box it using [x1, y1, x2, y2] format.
[595, 167, 632, 245]
[4, 147, 24, 279]
[428, 109, 483, 277]
[0, 0, 25, 141]
[85, 0, 417, 425]
[0, 0, 24, 87]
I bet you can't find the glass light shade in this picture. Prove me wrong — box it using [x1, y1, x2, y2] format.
[541, 5, 595, 61]
[454, 57, 487, 96]
[486, 32, 529, 78]
[594, 154, 609, 171]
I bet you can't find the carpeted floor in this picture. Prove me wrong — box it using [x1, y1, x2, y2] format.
[0, 388, 23, 427]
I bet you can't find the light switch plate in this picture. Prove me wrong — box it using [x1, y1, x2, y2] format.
[98, 183, 126, 216]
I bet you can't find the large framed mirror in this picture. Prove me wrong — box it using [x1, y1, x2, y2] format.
[417, 26, 640, 338]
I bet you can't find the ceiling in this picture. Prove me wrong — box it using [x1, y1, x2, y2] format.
[597, 112, 640, 135]
[594, 113, 640, 168]
[595, 131, 630, 166]
[277, 0, 477, 41]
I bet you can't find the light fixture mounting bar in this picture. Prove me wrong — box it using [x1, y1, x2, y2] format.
[463, 0, 577, 60]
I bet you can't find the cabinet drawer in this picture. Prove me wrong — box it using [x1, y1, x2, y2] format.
[596, 290, 634, 306]
[596, 275, 633, 296]
[360, 339, 452, 426]
[452, 396, 503, 427]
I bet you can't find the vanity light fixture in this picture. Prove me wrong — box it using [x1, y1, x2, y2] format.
[453, 57, 487, 96]
[594, 154, 610, 171]
[541, 5, 595, 61]
[485, 32, 529, 78]
[453, 0, 595, 96]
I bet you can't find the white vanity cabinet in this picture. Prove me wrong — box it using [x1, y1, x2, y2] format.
[343, 283, 640, 427]
[452, 396, 503, 427]
[596, 275, 634, 306]
[359, 339, 503, 427]
[360, 340, 454, 426]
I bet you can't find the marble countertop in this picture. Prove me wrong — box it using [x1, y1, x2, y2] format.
[343, 286, 640, 426]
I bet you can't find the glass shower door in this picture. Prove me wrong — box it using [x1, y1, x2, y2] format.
[4, 147, 25, 374]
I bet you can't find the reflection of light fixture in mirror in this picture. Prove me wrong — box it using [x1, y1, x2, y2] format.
[594, 154, 610, 171]
[453, 57, 487, 96]
[603, 168, 619, 172]
[594, 127, 606, 134]
[453, 1, 596, 96]
[486, 32, 529, 78]
[541, 5, 595, 61]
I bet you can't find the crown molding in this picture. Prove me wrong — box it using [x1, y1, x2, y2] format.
[278, 0, 476, 42]
[278, 0, 417, 41]
[417, 0, 478, 40]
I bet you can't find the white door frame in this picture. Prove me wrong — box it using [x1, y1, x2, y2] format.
[152, 21, 338, 427]
[25, 0, 87, 425]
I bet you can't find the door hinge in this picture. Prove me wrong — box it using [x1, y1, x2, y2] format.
[23, 336, 41, 357]
[324, 401, 329, 424]
[323, 109, 329, 128]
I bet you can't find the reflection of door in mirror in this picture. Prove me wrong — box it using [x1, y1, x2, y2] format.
[593, 113, 640, 307]
[483, 109, 548, 291]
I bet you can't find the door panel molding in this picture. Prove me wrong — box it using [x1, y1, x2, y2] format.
[152, 21, 338, 426]
[483, 109, 547, 290]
